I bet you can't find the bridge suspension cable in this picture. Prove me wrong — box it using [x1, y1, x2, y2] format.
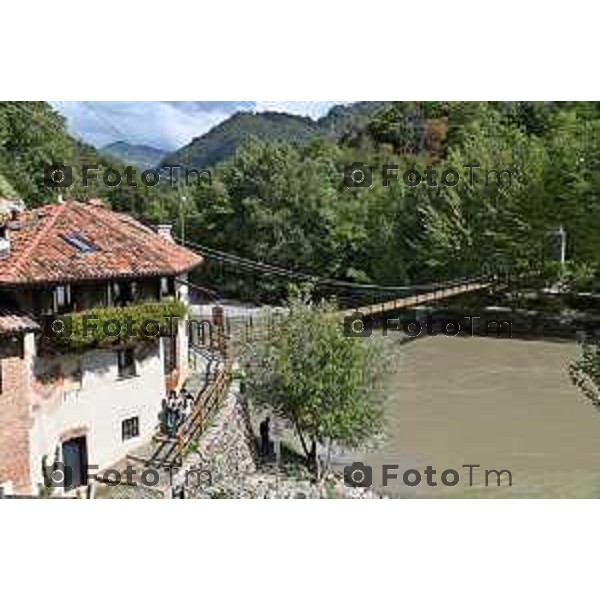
[174, 236, 483, 297]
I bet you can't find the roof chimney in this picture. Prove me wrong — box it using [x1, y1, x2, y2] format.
[87, 198, 106, 207]
[156, 224, 173, 242]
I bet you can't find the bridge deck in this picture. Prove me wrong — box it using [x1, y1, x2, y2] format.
[342, 280, 493, 318]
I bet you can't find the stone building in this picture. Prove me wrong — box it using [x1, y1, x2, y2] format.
[0, 199, 202, 494]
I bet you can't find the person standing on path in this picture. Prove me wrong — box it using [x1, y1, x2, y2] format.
[259, 417, 271, 456]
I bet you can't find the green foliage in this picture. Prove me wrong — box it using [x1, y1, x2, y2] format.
[181, 101, 600, 300]
[0, 102, 72, 204]
[0, 172, 17, 196]
[0, 102, 179, 215]
[4, 101, 600, 300]
[187, 139, 352, 300]
[570, 338, 600, 408]
[243, 290, 392, 472]
[162, 112, 322, 171]
[538, 260, 599, 292]
[562, 262, 598, 292]
[320, 101, 391, 139]
[100, 141, 166, 170]
[367, 101, 430, 154]
[161, 104, 387, 171]
[50, 300, 187, 352]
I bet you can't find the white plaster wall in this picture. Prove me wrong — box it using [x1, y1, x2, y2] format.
[29, 341, 165, 491]
[0, 480, 13, 495]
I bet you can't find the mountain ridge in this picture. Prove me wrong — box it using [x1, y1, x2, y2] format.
[161, 102, 389, 170]
[100, 141, 167, 170]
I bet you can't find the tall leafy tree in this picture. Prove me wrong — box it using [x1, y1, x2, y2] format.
[243, 290, 392, 478]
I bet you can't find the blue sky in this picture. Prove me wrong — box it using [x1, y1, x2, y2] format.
[51, 101, 341, 151]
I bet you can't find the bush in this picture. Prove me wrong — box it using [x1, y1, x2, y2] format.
[49, 299, 187, 352]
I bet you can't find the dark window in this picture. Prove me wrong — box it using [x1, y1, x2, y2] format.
[117, 348, 136, 378]
[121, 417, 139, 441]
[62, 233, 98, 253]
[34, 289, 56, 316]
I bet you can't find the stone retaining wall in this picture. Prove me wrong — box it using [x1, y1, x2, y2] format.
[173, 381, 383, 499]
[174, 380, 258, 493]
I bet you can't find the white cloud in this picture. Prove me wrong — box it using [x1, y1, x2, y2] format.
[51, 101, 342, 151]
[51, 101, 251, 150]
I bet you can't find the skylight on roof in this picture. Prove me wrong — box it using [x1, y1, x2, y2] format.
[62, 233, 98, 253]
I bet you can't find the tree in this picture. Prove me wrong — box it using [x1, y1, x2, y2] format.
[0, 102, 73, 204]
[0, 172, 17, 197]
[569, 338, 600, 408]
[242, 290, 391, 479]
[189, 139, 351, 301]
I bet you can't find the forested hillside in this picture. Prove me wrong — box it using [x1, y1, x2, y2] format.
[0, 102, 77, 204]
[100, 141, 166, 170]
[180, 101, 600, 299]
[0, 102, 176, 212]
[160, 111, 322, 170]
[2, 101, 600, 302]
[160, 103, 387, 170]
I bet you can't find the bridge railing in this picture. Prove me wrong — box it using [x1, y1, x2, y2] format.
[340, 272, 504, 318]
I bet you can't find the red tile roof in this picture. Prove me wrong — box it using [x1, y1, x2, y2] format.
[0, 308, 39, 334]
[0, 201, 202, 286]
